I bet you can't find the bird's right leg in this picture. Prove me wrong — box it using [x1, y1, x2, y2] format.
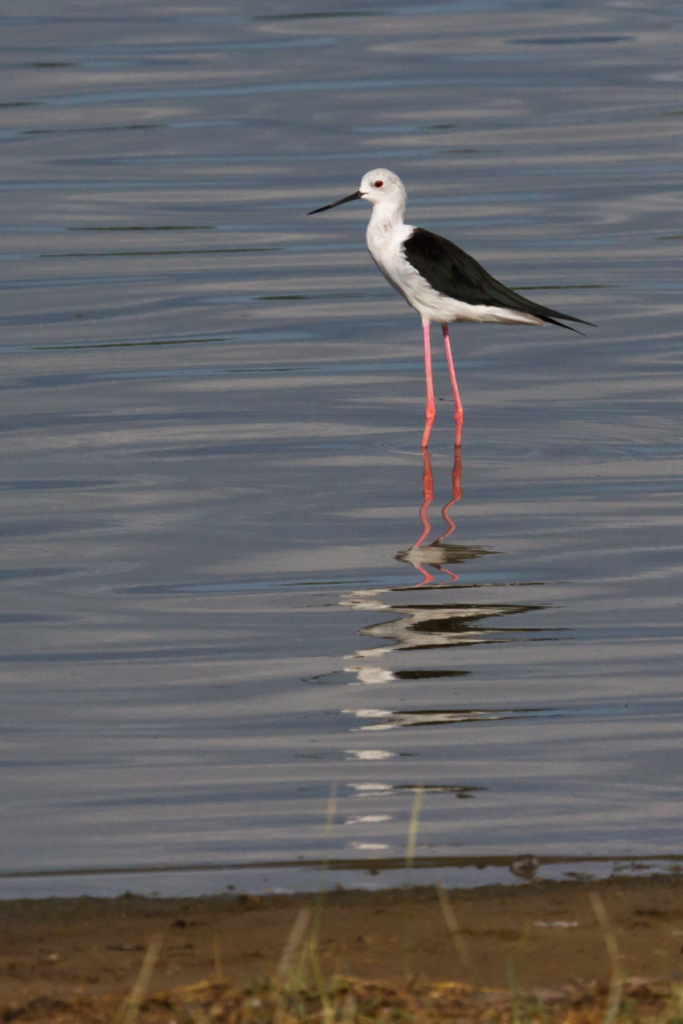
[421, 320, 435, 449]
[442, 324, 463, 448]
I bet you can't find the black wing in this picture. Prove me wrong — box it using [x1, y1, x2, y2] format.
[403, 228, 595, 332]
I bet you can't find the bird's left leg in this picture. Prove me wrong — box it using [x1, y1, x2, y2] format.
[442, 324, 463, 448]
[421, 320, 436, 449]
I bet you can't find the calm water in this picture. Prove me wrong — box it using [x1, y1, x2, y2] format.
[1, 0, 682, 898]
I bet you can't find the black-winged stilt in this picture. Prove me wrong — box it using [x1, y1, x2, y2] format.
[308, 168, 594, 449]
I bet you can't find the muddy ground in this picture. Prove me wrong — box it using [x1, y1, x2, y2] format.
[2, 874, 683, 1016]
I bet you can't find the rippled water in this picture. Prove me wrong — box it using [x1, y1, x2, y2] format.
[1, 0, 682, 897]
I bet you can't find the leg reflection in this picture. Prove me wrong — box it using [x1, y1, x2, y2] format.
[437, 447, 462, 544]
[413, 452, 436, 585]
[403, 448, 463, 586]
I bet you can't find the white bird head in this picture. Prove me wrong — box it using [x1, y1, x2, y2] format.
[308, 168, 406, 215]
[358, 168, 406, 206]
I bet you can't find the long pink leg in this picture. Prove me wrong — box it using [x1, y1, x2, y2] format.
[442, 324, 463, 448]
[421, 320, 435, 449]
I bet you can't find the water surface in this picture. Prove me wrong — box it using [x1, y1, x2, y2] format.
[1, 0, 682, 897]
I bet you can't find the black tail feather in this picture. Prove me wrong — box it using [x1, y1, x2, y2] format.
[537, 313, 595, 336]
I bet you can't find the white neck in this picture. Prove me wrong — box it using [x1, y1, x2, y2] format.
[365, 196, 413, 275]
[368, 196, 406, 235]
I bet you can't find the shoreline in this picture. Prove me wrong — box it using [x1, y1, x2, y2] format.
[3, 872, 683, 1014]
[3, 853, 682, 902]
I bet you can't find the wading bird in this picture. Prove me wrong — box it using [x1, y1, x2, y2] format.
[308, 168, 593, 448]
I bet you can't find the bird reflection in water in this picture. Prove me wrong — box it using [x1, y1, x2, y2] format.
[341, 448, 545, 682]
[337, 451, 555, 852]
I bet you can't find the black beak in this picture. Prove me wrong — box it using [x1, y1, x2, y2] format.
[307, 189, 364, 215]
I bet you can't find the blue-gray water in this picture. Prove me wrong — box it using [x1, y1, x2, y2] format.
[1, 0, 682, 898]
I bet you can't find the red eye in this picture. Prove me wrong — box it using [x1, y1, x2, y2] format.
[374, 180, 384, 187]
